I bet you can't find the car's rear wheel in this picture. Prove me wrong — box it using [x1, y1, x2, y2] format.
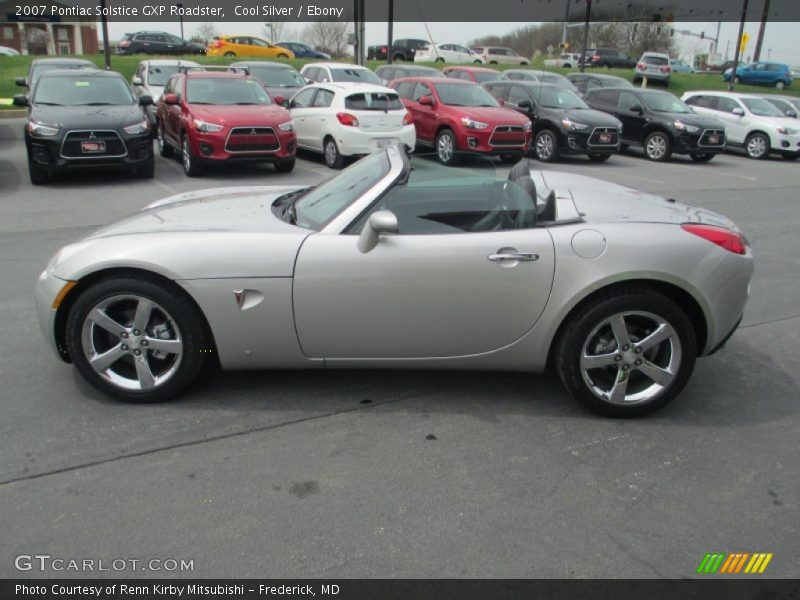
[554, 288, 697, 417]
[137, 154, 155, 179]
[587, 153, 611, 162]
[275, 157, 295, 172]
[690, 152, 715, 162]
[644, 131, 672, 161]
[157, 123, 173, 158]
[65, 276, 209, 403]
[277, 53, 289, 59]
[533, 129, 559, 162]
[182, 135, 202, 176]
[775, 80, 786, 90]
[28, 159, 49, 185]
[224, 52, 235, 57]
[435, 128, 459, 166]
[745, 132, 770, 159]
[323, 136, 345, 169]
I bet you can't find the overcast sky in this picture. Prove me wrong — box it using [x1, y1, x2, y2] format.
[106, 20, 800, 64]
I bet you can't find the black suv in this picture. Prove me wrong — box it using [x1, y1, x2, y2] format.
[584, 87, 726, 162]
[483, 81, 622, 162]
[589, 48, 636, 69]
[118, 31, 204, 55]
[15, 57, 94, 101]
[14, 70, 155, 184]
[368, 39, 429, 61]
[567, 72, 633, 96]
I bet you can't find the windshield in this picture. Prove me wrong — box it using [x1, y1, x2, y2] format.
[330, 68, 383, 84]
[250, 67, 306, 88]
[33, 75, 134, 106]
[434, 83, 499, 107]
[474, 71, 506, 84]
[532, 86, 587, 110]
[294, 152, 391, 230]
[31, 63, 91, 84]
[541, 73, 578, 91]
[640, 91, 691, 113]
[186, 77, 272, 105]
[147, 65, 185, 87]
[345, 92, 403, 111]
[742, 97, 785, 117]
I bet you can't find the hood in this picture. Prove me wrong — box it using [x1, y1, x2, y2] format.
[456, 106, 529, 125]
[563, 107, 621, 127]
[30, 104, 145, 130]
[538, 171, 737, 230]
[188, 103, 291, 126]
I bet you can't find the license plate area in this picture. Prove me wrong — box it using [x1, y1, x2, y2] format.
[599, 134, 611, 143]
[708, 135, 719, 145]
[81, 140, 106, 153]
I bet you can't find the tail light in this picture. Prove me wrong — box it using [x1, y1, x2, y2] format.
[336, 112, 359, 127]
[381, 46, 388, 53]
[211, 40, 223, 48]
[637, 62, 646, 69]
[681, 224, 746, 255]
[661, 66, 672, 73]
[402, 112, 413, 126]
[591, 54, 600, 62]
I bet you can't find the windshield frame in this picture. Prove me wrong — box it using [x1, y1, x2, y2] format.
[639, 90, 692, 114]
[249, 66, 306, 88]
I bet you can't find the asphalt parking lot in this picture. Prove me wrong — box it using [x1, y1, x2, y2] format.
[1, 117, 798, 578]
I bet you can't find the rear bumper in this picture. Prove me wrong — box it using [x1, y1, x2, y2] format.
[336, 125, 416, 157]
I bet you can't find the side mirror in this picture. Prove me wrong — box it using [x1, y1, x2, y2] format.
[13, 94, 28, 107]
[357, 210, 398, 253]
[518, 99, 532, 111]
[15, 77, 27, 87]
[320, 77, 329, 83]
[630, 104, 643, 114]
[164, 93, 179, 105]
[274, 95, 285, 106]
[732, 107, 744, 116]
[139, 94, 154, 106]
[419, 95, 434, 107]
[132, 76, 143, 86]
[304, 77, 313, 84]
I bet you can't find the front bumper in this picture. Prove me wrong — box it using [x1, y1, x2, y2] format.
[26, 130, 153, 171]
[561, 127, 620, 155]
[772, 133, 800, 154]
[34, 269, 71, 361]
[336, 125, 417, 157]
[672, 129, 726, 154]
[188, 128, 297, 163]
[455, 125, 532, 155]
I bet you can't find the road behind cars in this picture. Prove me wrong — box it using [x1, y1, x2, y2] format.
[0, 118, 799, 577]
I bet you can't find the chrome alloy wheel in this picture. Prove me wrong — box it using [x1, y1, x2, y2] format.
[324, 139, 338, 166]
[646, 134, 668, 160]
[157, 126, 166, 154]
[746, 134, 767, 159]
[535, 131, 554, 160]
[182, 137, 192, 173]
[580, 311, 681, 405]
[437, 132, 454, 163]
[81, 294, 183, 391]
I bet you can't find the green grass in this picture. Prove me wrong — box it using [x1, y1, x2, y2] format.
[2, 53, 797, 109]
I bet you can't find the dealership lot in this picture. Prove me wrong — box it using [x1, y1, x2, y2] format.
[1, 117, 798, 577]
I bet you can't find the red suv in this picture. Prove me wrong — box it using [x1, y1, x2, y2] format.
[443, 66, 507, 84]
[156, 70, 297, 176]
[390, 77, 531, 165]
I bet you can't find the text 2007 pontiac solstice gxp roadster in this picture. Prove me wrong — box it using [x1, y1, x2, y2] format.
[35, 145, 753, 416]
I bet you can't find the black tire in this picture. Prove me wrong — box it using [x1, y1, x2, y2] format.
[137, 154, 155, 179]
[275, 157, 295, 173]
[533, 129, 559, 162]
[277, 53, 289, 59]
[434, 128, 459, 166]
[323, 136, 345, 169]
[500, 154, 521, 164]
[689, 152, 715, 163]
[224, 52, 236, 57]
[392, 54, 405, 62]
[28, 159, 49, 185]
[745, 132, 770, 159]
[65, 276, 210, 403]
[157, 123, 173, 158]
[587, 153, 611, 162]
[181, 134, 203, 177]
[644, 131, 672, 161]
[554, 287, 697, 417]
[633, 77, 641, 84]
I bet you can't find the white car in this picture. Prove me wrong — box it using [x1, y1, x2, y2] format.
[288, 83, 416, 168]
[0, 45, 20, 57]
[299, 62, 383, 85]
[415, 43, 481, 64]
[132, 59, 200, 124]
[472, 46, 529, 66]
[543, 53, 582, 68]
[682, 90, 800, 160]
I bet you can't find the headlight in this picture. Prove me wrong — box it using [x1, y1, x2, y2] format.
[27, 121, 59, 137]
[674, 120, 700, 133]
[561, 118, 588, 132]
[777, 126, 798, 135]
[123, 120, 149, 135]
[523, 121, 532, 132]
[460, 116, 489, 130]
[278, 120, 295, 132]
[194, 119, 224, 133]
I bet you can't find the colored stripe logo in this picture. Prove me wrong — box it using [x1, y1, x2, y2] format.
[697, 552, 773, 574]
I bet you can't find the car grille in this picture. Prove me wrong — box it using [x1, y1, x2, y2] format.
[699, 129, 725, 147]
[588, 127, 619, 146]
[224, 127, 280, 153]
[489, 125, 526, 147]
[60, 130, 126, 159]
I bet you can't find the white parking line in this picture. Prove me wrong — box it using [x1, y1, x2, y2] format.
[665, 161, 759, 181]
[153, 179, 179, 196]
[605, 170, 665, 185]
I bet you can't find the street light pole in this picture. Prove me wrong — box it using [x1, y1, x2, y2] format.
[99, 0, 110, 70]
[561, 0, 571, 51]
[729, 0, 749, 91]
[579, 0, 592, 72]
[175, 3, 184, 41]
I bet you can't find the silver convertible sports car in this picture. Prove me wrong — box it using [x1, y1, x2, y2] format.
[35, 144, 753, 416]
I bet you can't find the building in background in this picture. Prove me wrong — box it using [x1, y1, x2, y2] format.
[0, 0, 98, 55]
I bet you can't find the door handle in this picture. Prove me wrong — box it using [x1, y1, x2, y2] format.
[488, 252, 539, 262]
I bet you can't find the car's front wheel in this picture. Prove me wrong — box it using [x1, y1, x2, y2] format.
[182, 135, 202, 176]
[554, 287, 697, 417]
[435, 129, 459, 166]
[745, 132, 770, 159]
[65, 276, 210, 403]
[775, 80, 786, 90]
[157, 123, 173, 157]
[690, 152, 715, 162]
[644, 131, 672, 161]
[533, 129, 559, 162]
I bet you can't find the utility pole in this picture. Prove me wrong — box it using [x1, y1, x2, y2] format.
[387, 0, 394, 64]
[579, 0, 591, 72]
[560, 0, 571, 51]
[753, 0, 770, 62]
[729, 0, 749, 90]
[713, 21, 721, 52]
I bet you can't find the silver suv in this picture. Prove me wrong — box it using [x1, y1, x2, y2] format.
[634, 52, 672, 86]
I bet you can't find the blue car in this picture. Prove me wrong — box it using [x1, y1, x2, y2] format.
[724, 62, 793, 90]
[275, 41, 330, 59]
[669, 58, 695, 74]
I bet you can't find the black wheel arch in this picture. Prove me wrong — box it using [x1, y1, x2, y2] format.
[642, 124, 673, 144]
